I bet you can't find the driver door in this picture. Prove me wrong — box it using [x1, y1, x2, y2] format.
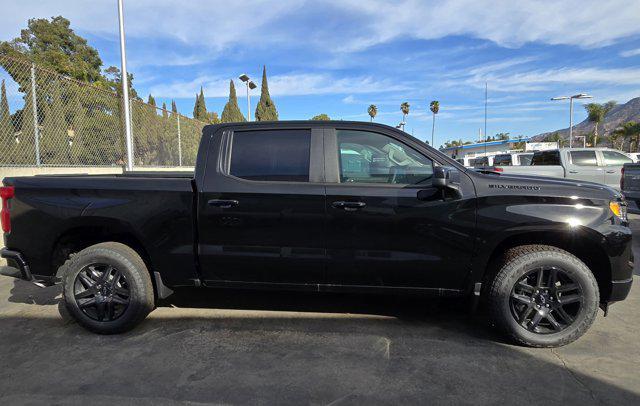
[323, 128, 476, 290]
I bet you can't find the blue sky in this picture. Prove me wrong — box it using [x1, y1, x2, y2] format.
[2, 0, 640, 147]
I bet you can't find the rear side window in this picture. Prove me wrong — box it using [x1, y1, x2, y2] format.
[532, 150, 560, 165]
[474, 157, 489, 166]
[569, 151, 597, 166]
[602, 151, 632, 165]
[493, 154, 512, 166]
[230, 130, 310, 182]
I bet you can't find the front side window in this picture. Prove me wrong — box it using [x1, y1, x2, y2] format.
[230, 130, 310, 182]
[602, 150, 632, 165]
[569, 151, 597, 166]
[337, 130, 433, 185]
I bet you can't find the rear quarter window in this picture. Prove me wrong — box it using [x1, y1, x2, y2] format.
[493, 155, 512, 166]
[569, 151, 597, 166]
[532, 150, 560, 165]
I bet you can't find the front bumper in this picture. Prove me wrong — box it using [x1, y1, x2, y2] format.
[0, 248, 51, 287]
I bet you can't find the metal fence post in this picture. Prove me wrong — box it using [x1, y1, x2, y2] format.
[30, 63, 41, 166]
[177, 114, 182, 167]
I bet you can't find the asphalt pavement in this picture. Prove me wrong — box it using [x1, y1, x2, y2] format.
[0, 218, 639, 405]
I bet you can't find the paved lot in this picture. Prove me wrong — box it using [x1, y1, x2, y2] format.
[1, 221, 640, 405]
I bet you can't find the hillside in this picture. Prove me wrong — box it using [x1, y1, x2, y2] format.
[533, 97, 640, 141]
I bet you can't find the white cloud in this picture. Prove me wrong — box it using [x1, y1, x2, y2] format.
[620, 48, 640, 57]
[2, 0, 639, 55]
[149, 73, 411, 98]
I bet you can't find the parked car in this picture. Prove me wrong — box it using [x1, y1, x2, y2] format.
[1, 121, 633, 347]
[627, 152, 640, 163]
[470, 155, 494, 167]
[492, 152, 534, 166]
[485, 148, 632, 189]
[621, 162, 640, 213]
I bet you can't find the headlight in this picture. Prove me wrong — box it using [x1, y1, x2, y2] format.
[609, 201, 628, 221]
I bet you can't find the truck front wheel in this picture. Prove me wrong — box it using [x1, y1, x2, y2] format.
[61, 242, 154, 334]
[488, 245, 599, 347]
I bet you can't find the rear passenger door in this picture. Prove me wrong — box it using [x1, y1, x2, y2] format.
[197, 127, 326, 286]
[601, 150, 632, 188]
[566, 150, 605, 184]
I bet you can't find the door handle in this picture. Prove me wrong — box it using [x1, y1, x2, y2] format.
[208, 199, 239, 208]
[332, 201, 366, 211]
[606, 170, 617, 173]
[568, 170, 578, 174]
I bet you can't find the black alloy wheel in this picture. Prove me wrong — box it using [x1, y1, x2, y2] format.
[73, 263, 130, 322]
[509, 266, 583, 334]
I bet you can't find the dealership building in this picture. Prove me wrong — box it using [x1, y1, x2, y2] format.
[439, 138, 559, 160]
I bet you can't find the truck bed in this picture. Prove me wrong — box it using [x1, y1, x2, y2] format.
[2, 173, 199, 286]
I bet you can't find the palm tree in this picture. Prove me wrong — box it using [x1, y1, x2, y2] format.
[584, 101, 616, 147]
[544, 132, 564, 148]
[367, 104, 378, 122]
[400, 102, 410, 131]
[613, 121, 640, 152]
[429, 100, 439, 146]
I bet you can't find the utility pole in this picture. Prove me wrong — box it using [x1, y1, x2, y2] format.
[484, 82, 488, 156]
[118, 0, 134, 171]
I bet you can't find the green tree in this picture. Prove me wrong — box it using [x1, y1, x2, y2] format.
[40, 80, 69, 164]
[221, 80, 246, 123]
[584, 101, 616, 147]
[0, 16, 103, 84]
[429, 100, 439, 146]
[0, 80, 15, 163]
[613, 121, 640, 152]
[255, 65, 278, 121]
[367, 104, 377, 122]
[311, 114, 330, 120]
[171, 100, 178, 114]
[400, 102, 410, 130]
[544, 132, 564, 148]
[207, 112, 220, 124]
[193, 87, 209, 121]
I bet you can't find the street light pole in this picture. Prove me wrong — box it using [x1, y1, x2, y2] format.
[239, 74, 257, 121]
[118, 0, 134, 171]
[551, 93, 592, 149]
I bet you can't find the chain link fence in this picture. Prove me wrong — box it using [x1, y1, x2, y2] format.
[0, 54, 206, 167]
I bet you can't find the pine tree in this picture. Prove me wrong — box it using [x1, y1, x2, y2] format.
[192, 87, 209, 121]
[171, 100, 178, 114]
[40, 80, 69, 164]
[0, 80, 15, 164]
[255, 65, 278, 121]
[147, 94, 156, 107]
[221, 80, 246, 123]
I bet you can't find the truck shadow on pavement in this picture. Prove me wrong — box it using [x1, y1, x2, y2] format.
[1, 277, 640, 404]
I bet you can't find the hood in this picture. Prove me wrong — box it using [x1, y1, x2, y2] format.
[472, 171, 621, 200]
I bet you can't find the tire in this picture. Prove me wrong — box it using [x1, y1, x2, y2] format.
[61, 242, 155, 334]
[487, 245, 599, 347]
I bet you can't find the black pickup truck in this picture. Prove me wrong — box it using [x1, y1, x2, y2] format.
[1, 121, 633, 347]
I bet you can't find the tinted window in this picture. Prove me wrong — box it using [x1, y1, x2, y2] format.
[532, 150, 561, 165]
[230, 130, 310, 182]
[474, 157, 489, 167]
[337, 130, 433, 184]
[518, 154, 533, 166]
[493, 154, 512, 166]
[602, 151, 632, 165]
[569, 151, 597, 166]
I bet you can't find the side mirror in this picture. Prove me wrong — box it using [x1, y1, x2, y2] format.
[433, 166, 459, 188]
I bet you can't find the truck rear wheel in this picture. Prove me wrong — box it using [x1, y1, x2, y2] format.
[61, 242, 154, 334]
[487, 245, 599, 347]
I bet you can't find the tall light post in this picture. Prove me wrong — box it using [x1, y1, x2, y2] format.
[117, 0, 134, 171]
[551, 93, 592, 148]
[239, 74, 257, 121]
